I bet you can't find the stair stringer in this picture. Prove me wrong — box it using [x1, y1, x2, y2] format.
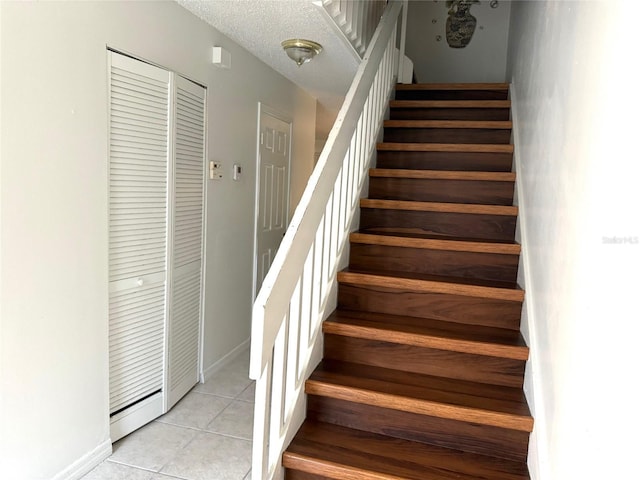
[509, 83, 550, 480]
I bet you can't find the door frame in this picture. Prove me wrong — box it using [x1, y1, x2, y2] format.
[252, 103, 293, 301]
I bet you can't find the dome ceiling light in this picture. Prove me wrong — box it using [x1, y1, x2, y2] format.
[281, 39, 323, 66]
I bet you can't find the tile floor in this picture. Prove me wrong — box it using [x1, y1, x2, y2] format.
[83, 352, 255, 480]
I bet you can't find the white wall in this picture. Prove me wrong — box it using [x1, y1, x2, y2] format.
[0, 1, 316, 479]
[507, 1, 640, 478]
[405, 0, 511, 83]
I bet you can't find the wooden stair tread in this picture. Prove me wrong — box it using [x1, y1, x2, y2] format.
[352, 230, 520, 245]
[396, 82, 510, 91]
[307, 361, 533, 431]
[378, 142, 514, 153]
[369, 168, 516, 182]
[284, 421, 530, 480]
[361, 198, 518, 216]
[350, 232, 521, 255]
[384, 120, 512, 129]
[390, 99, 511, 108]
[338, 269, 524, 302]
[324, 310, 529, 360]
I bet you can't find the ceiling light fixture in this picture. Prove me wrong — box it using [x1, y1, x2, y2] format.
[281, 39, 323, 67]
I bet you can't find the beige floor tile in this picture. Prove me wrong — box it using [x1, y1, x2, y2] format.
[109, 422, 197, 472]
[148, 474, 187, 480]
[205, 400, 254, 440]
[236, 382, 255, 402]
[194, 364, 252, 398]
[82, 461, 153, 480]
[157, 391, 232, 429]
[160, 431, 251, 480]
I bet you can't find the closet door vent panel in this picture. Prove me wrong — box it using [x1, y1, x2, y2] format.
[108, 52, 170, 416]
[166, 77, 206, 408]
[108, 281, 166, 413]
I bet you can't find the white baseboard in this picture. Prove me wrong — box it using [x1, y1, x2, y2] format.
[51, 439, 112, 480]
[201, 338, 250, 383]
[509, 84, 550, 480]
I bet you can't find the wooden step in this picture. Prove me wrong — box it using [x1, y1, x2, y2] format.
[337, 270, 523, 330]
[361, 199, 517, 216]
[359, 199, 517, 241]
[306, 397, 531, 463]
[390, 100, 511, 121]
[384, 120, 513, 129]
[350, 232, 521, 254]
[324, 310, 528, 361]
[375, 143, 515, 173]
[338, 270, 523, 302]
[323, 310, 528, 387]
[306, 361, 533, 432]
[378, 142, 514, 153]
[369, 169, 516, 182]
[368, 168, 515, 206]
[397, 82, 510, 91]
[383, 121, 512, 144]
[349, 231, 520, 283]
[284, 421, 530, 479]
[377, 147, 513, 172]
[390, 100, 512, 109]
[395, 83, 510, 101]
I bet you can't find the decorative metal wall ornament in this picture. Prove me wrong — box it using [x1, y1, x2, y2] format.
[445, 0, 480, 48]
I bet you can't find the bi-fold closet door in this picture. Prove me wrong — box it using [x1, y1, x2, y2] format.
[108, 51, 206, 441]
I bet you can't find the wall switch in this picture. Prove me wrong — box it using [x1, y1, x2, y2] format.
[209, 161, 222, 180]
[233, 164, 242, 181]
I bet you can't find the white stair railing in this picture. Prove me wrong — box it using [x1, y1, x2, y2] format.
[249, 2, 407, 479]
[315, 0, 388, 58]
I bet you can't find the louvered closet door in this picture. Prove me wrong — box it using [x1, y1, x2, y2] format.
[108, 52, 170, 416]
[166, 76, 206, 409]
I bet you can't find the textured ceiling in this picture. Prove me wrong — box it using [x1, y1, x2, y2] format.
[176, 0, 360, 138]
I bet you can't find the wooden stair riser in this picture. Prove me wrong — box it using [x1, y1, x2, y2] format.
[285, 471, 328, 480]
[324, 334, 525, 388]
[338, 283, 523, 330]
[395, 89, 509, 101]
[360, 208, 517, 242]
[349, 243, 519, 283]
[376, 149, 514, 172]
[306, 396, 530, 463]
[383, 127, 511, 144]
[369, 176, 515, 205]
[390, 106, 510, 121]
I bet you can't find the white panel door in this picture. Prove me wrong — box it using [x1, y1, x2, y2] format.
[166, 75, 206, 409]
[254, 106, 292, 296]
[108, 52, 170, 418]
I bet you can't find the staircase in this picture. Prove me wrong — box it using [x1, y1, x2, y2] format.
[282, 83, 533, 479]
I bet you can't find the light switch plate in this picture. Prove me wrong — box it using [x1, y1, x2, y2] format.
[233, 164, 242, 181]
[209, 161, 223, 180]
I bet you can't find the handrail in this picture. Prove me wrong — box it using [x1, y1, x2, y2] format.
[249, 2, 406, 479]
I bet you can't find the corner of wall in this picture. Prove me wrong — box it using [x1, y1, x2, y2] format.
[201, 338, 251, 383]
